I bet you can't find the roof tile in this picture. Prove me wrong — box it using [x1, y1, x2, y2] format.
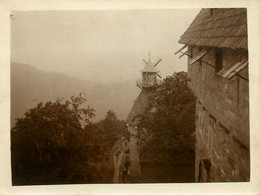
[179, 8, 248, 50]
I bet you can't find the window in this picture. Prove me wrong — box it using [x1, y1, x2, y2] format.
[209, 9, 214, 17]
[203, 159, 212, 182]
[217, 57, 248, 79]
[215, 48, 223, 72]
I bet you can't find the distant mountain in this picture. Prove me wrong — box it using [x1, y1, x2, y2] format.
[11, 62, 141, 127]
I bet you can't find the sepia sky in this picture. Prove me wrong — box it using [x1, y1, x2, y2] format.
[11, 9, 200, 84]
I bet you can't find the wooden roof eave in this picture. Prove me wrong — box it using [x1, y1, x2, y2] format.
[178, 41, 248, 51]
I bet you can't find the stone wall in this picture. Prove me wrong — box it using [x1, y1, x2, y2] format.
[195, 100, 250, 182]
[188, 46, 250, 182]
[128, 125, 141, 180]
[112, 137, 130, 183]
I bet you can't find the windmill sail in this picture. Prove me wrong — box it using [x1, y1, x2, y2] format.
[157, 71, 162, 78]
[154, 59, 162, 67]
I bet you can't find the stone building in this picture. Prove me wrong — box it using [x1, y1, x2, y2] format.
[175, 8, 249, 182]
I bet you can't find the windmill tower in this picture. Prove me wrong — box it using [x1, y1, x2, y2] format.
[124, 53, 162, 182]
[136, 52, 162, 90]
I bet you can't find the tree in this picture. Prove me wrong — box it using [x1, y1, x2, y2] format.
[11, 94, 99, 185]
[102, 110, 129, 144]
[138, 72, 196, 164]
[70, 110, 130, 183]
[11, 94, 129, 185]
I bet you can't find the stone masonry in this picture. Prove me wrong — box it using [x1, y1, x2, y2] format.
[189, 46, 249, 182]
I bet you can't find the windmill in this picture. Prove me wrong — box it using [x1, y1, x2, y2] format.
[136, 52, 162, 90]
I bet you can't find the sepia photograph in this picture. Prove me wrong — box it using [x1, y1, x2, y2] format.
[10, 8, 251, 186]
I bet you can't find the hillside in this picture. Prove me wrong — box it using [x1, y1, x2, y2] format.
[11, 62, 140, 127]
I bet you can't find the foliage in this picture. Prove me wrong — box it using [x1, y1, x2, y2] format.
[98, 110, 130, 147]
[11, 94, 127, 185]
[91, 110, 129, 182]
[138, 72, 196, 164]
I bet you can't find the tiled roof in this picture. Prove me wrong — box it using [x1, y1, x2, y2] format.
[179, 8, 248, 50]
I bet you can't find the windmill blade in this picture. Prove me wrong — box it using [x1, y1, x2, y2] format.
[154, 59, 162, 67]
[143, 59, 148, 64]
[157, 71, 162, 78]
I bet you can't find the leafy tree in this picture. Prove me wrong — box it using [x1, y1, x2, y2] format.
[11, 94, 100, 185]
[11, 93, 128, 185]
[102, 110, 129, 145]
[138, 71, 196, 164]
[90, 110, 129, 182]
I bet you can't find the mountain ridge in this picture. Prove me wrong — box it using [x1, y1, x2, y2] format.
[11, 62, 140, 127]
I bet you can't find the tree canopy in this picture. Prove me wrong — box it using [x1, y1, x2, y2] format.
[11, 94, 128, 185]
[138, 72, 196, 164]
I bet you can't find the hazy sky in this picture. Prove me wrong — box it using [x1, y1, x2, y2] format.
[11, 9, 200, 84]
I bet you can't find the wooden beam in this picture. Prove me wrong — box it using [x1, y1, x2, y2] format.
[238, 73, 249, 82]
[174, 44, 187, 55]
[201, 60, 215, 68]
[189, 49, 210, 65]
[178, 50, 189, 59]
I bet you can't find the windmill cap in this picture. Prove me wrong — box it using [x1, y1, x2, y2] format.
[141, 59, 159, 73]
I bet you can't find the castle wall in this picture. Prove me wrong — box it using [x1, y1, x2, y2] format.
[195, 100, 250, 182]
[188, 46, 250, 182]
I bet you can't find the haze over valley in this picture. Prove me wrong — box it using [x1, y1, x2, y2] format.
[11, 62, 140, 127]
